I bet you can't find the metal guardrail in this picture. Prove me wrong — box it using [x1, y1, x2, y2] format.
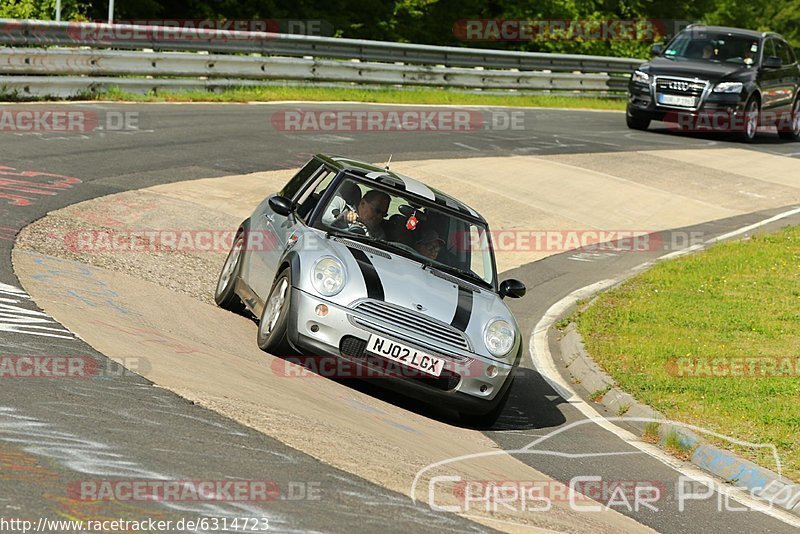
[0, 19, 641, 97]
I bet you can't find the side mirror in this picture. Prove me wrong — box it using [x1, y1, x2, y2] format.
[499, 279, 526, 299]
[268, 195, 293, 216]
[650, 43, 664, 56]
[763, 56, 782, 69]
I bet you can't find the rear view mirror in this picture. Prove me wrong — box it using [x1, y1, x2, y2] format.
[763, 56, 782, 68]
[650, 43, 664, 56]
[499, 279, 526, 299]
[268, 195, 293, 216]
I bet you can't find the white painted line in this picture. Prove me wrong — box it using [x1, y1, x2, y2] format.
[453, 142, 481, 152]
[528, 206, 800, 528]
[708, 206, 800, 244]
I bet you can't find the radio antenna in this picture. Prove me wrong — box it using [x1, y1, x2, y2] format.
[384, 154, 393, 171]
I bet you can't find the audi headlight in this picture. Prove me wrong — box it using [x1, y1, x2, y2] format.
[484, 319, 515, 358]
[311, 257, 346, 296]
[713, 82, 743, 93]
[632, 70, 650, 84]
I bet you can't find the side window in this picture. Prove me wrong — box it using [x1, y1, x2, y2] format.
[279, 159, 323, 201]
[776, 40, 795, 65]
[763, 39, 778, 63]
[295, 169, 337, 222]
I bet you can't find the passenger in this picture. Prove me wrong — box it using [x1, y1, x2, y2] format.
[413, 229, 445, 260]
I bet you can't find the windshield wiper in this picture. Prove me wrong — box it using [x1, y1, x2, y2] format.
[432, 264, 492, 289]
[327, 231, 419, 258]
[327, 231, 492, 288]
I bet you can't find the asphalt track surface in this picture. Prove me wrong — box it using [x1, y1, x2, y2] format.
[2, 102, 799, 533]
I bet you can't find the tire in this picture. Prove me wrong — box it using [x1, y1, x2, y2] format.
[738, 97, 760, 142]
[778, 98, 800, 141]
[459, 378, 514, 429]
[626, 112, 650, 131]
[215, 229, 246, 313]
[257, 267, 293, 355]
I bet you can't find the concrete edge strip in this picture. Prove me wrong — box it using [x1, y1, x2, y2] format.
[529, 206, 800, 528]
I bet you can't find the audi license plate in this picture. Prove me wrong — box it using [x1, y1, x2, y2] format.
[366, 334, 445, 377]
[658, 93, 696, 107]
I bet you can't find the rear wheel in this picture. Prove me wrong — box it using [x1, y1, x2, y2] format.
[778, 98, 800, 141]
[257, 268, 293, 355]
[626, 112, 650, 131]
[215, 229, 246, 313]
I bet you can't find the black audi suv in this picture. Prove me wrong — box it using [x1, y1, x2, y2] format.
[626, 25, 800, 141]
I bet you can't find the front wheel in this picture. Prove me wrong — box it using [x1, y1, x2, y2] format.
[778, 98, 800, 141]
[257, 268, 293, 355]
[738, 98, 760, 142]
[626, 112, 650, 131]
[459, 378, 514, 429]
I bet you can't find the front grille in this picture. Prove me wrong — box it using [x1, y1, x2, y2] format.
[339, 336, 461, 391]
[655, 77, 707, 97]
[353, 300, 470, 352]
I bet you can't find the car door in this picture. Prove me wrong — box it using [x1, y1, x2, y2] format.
[774, 39, 799, 110]
[760, 39, 782, 110]
[246, 158, 325, 300]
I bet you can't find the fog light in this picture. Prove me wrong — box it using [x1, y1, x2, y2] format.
[310, 324, 319, 333]
[479, 384, 488, 393]
[486, 365, 498, 378]
[315, 304, 328, 317]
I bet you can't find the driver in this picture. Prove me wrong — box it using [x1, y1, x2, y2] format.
[324, 188, 389, 239]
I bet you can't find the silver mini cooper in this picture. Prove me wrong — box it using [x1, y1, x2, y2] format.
[215, 155, 526, 427]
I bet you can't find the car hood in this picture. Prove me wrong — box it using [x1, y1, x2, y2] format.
[643, 56, 753, 82]
[298, 233, 519, 354]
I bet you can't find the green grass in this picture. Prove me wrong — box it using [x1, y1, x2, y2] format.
[643, 422, 661, 443]
[79, 85, 626, 110]
[577, 225, 800, 481]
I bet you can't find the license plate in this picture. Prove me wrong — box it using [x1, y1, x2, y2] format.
[658, 93, 696, 107]
[366, 334, 445, 377]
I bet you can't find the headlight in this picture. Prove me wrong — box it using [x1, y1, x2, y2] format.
[311, 256, 346, 296]
[632, 70, 650, 84]
[713, 82, 743, 93]
[484, 319, 515, 358]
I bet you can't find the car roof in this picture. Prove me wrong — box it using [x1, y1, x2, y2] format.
[683, 24, 783, 41]
[316, 154, 485, 223]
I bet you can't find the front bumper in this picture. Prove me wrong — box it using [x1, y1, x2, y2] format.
[627, 81, 747, 126]
[285, 287, 518, 414]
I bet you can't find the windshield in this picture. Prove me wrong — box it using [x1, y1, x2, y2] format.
[313, 176, 495, 287]
[664, 32, 760, 66]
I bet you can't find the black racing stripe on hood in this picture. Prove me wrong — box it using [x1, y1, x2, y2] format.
[347, 247, 385, 301]
[450, 286, 473, 332]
